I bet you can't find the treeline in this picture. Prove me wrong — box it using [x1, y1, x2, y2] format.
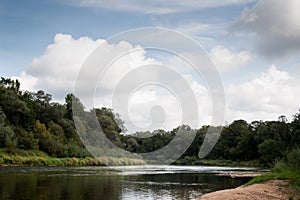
[0, 77, 300, 167]
[181, 116, 300, 166]
[120, 116, 300, 167]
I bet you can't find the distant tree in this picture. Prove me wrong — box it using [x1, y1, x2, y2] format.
[0, 77, 20, 93]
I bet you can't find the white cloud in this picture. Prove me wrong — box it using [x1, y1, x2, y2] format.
[124, 75, 212, 132]
[65, 0, 255, 14]
[128, 87, 182, 131]
[163, 45, 252, 72]
[16, 33, 157, 101]
[226, 65, 300, 122]
[210, 45, 252, 71]
[290, 63, 300, 78]
[18, 33, 104, 97]
[231, 0, 300, 58]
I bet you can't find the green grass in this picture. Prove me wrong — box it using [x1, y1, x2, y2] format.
[0, 148, 146, 166]
[276, 170, 300, 186]
[246, 162, 300, 186]
[245, 172, 277, 186]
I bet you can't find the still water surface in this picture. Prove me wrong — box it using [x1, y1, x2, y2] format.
[0, 165, 257, 200]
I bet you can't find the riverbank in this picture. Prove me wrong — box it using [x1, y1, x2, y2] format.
[0, 149, 146, 166]
[197, 180, 294, 200]
[197, 168, 300, 200]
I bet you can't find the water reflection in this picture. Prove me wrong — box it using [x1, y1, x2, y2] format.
[0, 166, 252, 200]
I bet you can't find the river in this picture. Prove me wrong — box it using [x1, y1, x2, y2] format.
[0, 165, 259, 200]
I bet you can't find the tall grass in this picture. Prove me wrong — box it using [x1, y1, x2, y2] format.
[0, 148, 146, 166]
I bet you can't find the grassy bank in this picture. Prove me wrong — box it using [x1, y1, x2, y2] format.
[246, 169, 300, 187]
[246, 148, 300, 199]
[0, 148, 146, 166]
[246, 169, 300, 199]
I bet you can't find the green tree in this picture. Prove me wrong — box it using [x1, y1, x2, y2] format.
[65, 93, 85, 121]
[258, 139, 282, 166]
[15, 128, 39, 150]
[0, 89, 30, 126]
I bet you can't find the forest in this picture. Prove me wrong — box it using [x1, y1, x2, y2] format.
[0, 77, 300, 167]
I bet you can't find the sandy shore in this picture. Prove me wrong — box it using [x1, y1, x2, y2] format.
[197, 180, 292, 200]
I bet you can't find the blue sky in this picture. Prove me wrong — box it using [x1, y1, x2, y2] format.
[0, 0, 149, 75]
[0, 0, 256, 75]
[1, 0, 300, 132]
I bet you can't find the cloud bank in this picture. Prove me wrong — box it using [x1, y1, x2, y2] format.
[15, 33, 300, 133]
[16, 33, 213, 132]
[227, 65, 300, 121]
[210, 45, 252, 71]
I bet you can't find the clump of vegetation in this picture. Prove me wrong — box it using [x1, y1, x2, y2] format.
[273, 148, 300, 186]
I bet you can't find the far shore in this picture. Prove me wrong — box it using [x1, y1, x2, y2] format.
[197, 180, 294, 200]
